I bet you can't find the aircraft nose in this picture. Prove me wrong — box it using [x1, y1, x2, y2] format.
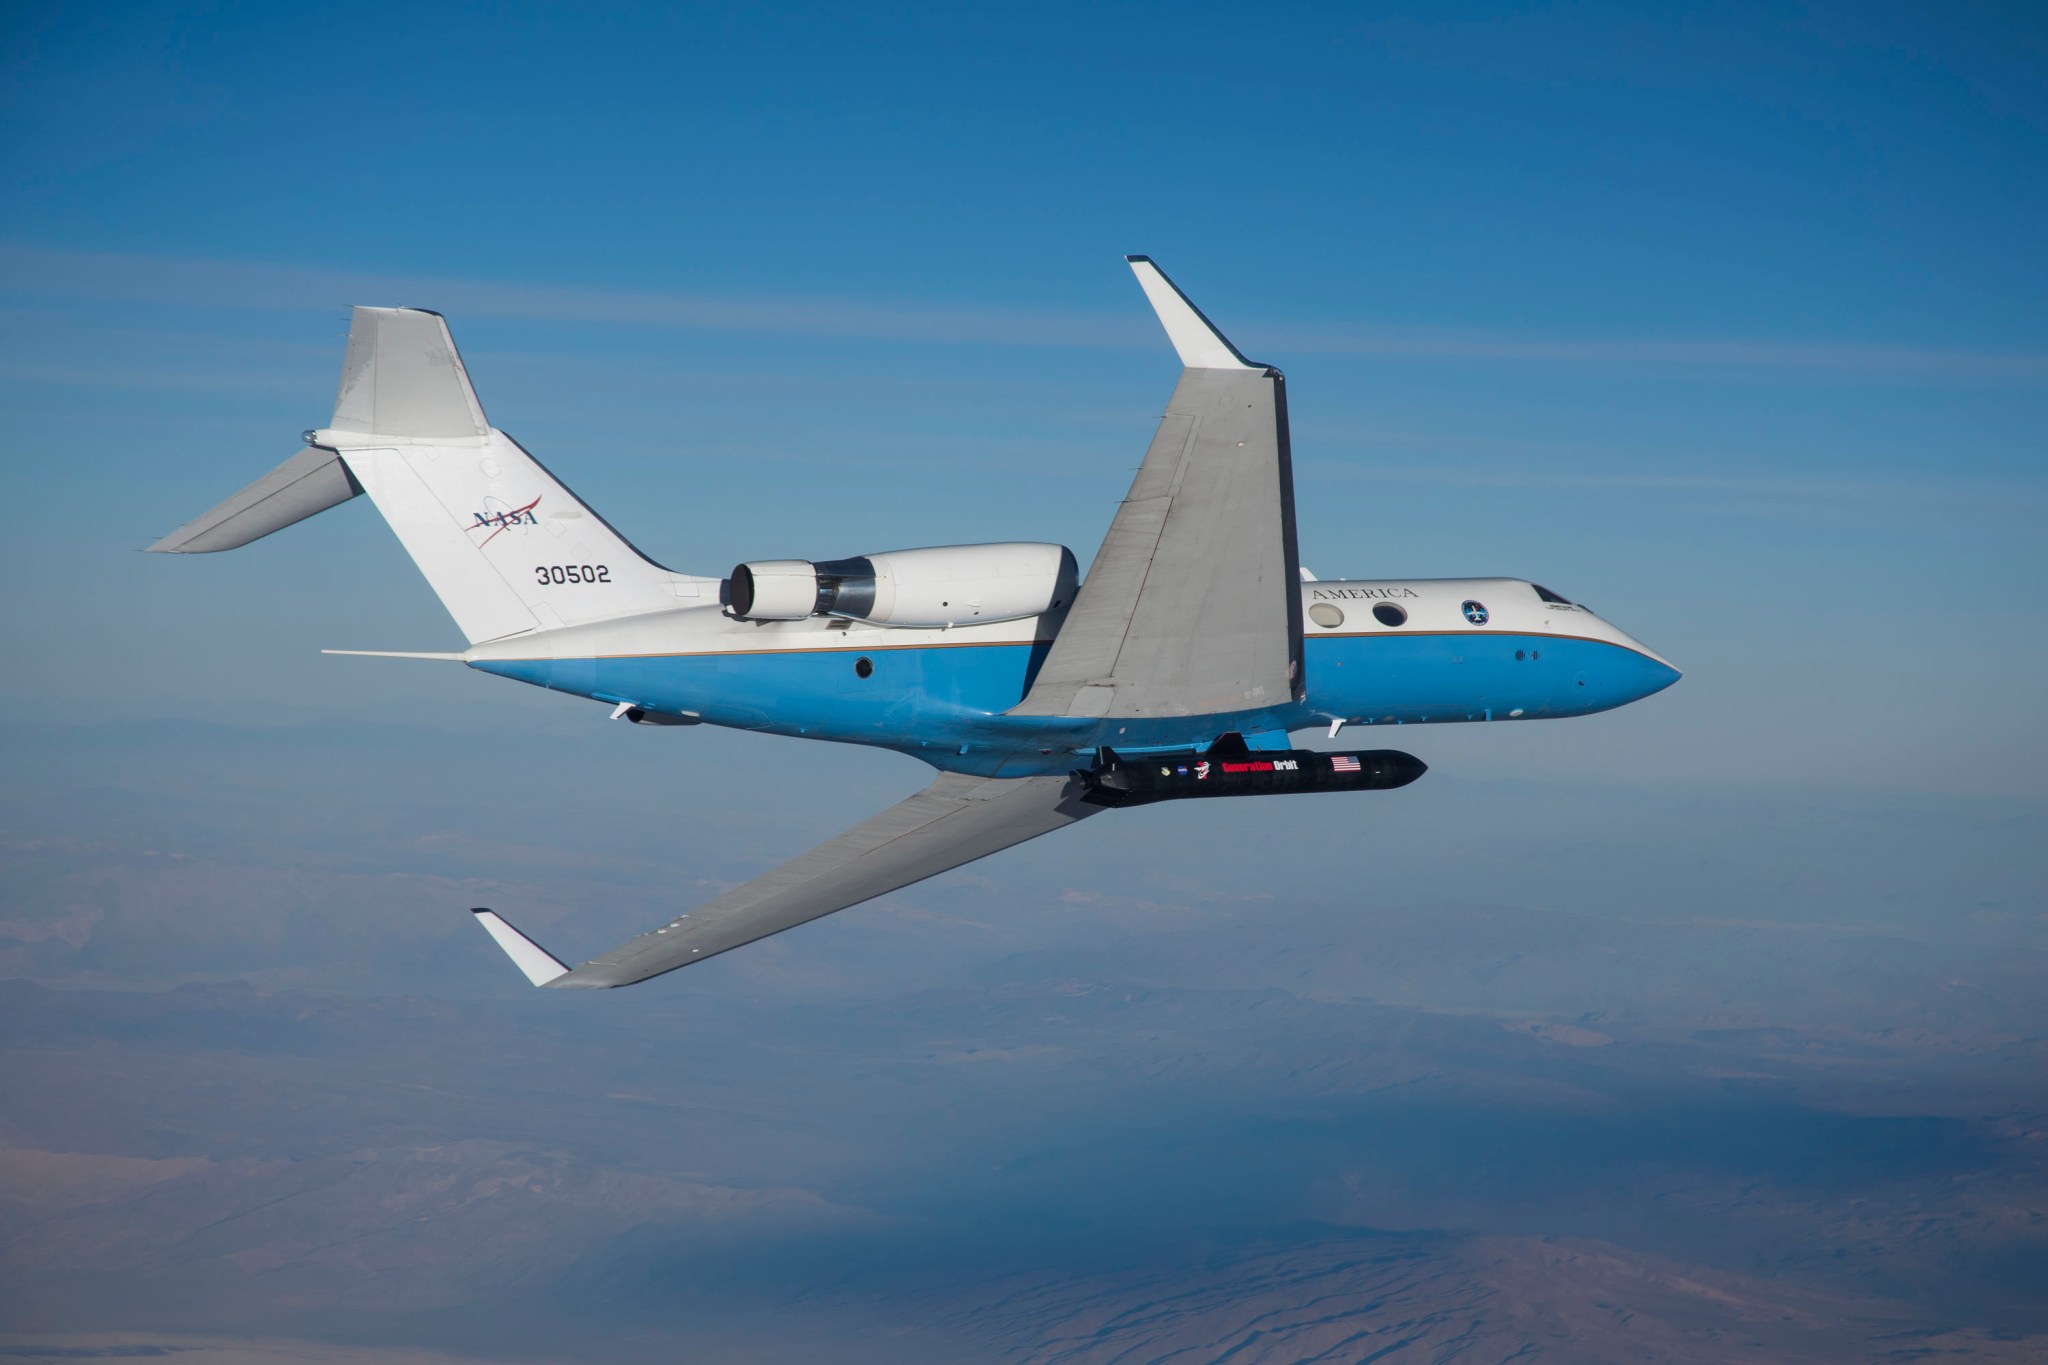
[1590, 617, 1680, 701]
[1623, 654, 1681, 704]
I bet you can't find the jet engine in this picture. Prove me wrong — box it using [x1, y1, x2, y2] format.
[727, 543, 1077, 628]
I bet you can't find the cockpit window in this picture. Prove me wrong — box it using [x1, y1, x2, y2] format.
[1531, 583, 1573, 605]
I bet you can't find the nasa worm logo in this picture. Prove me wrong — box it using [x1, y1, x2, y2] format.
[468, 495, 541, 546]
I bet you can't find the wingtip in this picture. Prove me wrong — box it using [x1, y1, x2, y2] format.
[1124, 257, 1258, 371]
[471, 908, 571, 987]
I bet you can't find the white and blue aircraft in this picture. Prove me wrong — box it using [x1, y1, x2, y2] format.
[152, 259, 1678, 989]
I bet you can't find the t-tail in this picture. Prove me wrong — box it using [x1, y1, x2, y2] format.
[148, 307, 714, 642]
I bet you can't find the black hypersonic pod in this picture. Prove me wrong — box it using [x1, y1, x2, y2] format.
[1077, 736, 1425, 809]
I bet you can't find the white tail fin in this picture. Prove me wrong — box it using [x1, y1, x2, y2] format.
[153, 306, 715, 644]
[321, 307, 716, 642]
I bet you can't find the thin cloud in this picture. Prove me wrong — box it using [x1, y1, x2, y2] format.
[0, 242, 1131, 349]
[1, 242, 2042, 383]
[1301, 457, 2047, 518]
[1272, 324, 2048, 380]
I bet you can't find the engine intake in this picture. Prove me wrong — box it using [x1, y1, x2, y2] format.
[728, 543, 1076, 628]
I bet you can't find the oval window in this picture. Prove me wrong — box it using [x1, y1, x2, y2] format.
[854, 656, 874, 679]
[1308, 602, 1345, 629]
[1372, 603, 1408, 627]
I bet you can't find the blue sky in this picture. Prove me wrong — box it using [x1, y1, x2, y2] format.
[2, 0, 2043, 812]
[4, 9, 2047, 1354]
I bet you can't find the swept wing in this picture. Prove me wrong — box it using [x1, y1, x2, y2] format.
[1010, 256, 1303, 719]
[475, 773, 1100, 988]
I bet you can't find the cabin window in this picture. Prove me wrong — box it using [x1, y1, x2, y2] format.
[1532, 584, 1572, 604]
[854, 656, 874, 678]
[1372, 603, 1408, 627]
[1308, 603, 1345, 629]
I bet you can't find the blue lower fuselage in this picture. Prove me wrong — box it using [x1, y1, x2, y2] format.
[471, 630, 1681, 777]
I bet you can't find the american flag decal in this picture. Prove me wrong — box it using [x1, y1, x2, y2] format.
[1331, 755, 1361, 773]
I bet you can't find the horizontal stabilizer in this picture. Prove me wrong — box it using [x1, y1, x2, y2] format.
[148, 446, 362, 553]
[322, 649, 467, 661]
[471, 909, 570, 986]
[1126, 256, 1258, 371]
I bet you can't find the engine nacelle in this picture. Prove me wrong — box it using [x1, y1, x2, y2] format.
[725, 559, 821, 621]
[727, 543, 1078, 628]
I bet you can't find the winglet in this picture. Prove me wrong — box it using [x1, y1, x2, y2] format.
[471, 909, 571, 986]
[1125, 256, 1258, 371]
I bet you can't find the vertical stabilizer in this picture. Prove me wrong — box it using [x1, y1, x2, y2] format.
[317, 308, 715, 642]
[152, 305, 718, 644]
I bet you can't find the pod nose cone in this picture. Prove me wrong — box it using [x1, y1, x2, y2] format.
[1377, 751, 1429, 788]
